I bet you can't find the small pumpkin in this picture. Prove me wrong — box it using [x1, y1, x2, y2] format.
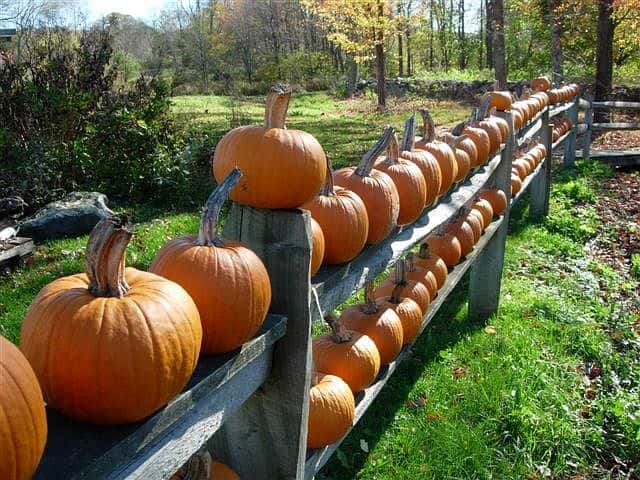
[471, 198, 494, 227]
[307, 372, 355, 449]
[0, 335, 47, 480]
[212, 85, 325, 209]
[340, 283, 404, 365]
[375, 282, 424, 345]
[334, 128, 400, 244]
[476, 96, 502, 154]
[467, 206, 487, 232]
[447, 135, 472, 183]
[21, 214, 202, 424]
[374, 258, 431, 312]
[414, 243, 448, 288]
[376, 127, 428, 225]
[512, 161, 528, 181]
[310, 218, 325, 276]
[445, 214, 475, 258]
[403, 252, 439, 300]
[302, 158, 369, 264]
[462, 109, 492, 166]
[415, 109, 458, 198]
[313, 314, 381, 393]
[479, 188, 508, 216]
[511, 174, 523, 197]
[461, 206, 483, 243]
[425, 228, 462, 268]
[151, 169, 271, 355]
[446, 122, 479, 169]
[531, 76, 551, 92]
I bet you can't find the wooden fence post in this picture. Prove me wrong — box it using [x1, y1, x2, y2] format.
[468, 111, 513, 322]
[210, 205, 313, 480]
[583, 95, 593, 160]
[563, 96, 579, 167]
[529, 109, 553, 220]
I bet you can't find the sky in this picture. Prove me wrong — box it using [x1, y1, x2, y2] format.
[85, 0, 170, 22]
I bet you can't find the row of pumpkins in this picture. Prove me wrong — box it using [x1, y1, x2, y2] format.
[552, 117, 574, 142]
[511, 141, 548, 196]
[1, 76, 571, 480]
[307, 186, 508, 449]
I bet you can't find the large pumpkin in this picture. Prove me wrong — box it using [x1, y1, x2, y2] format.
[212, 85, 326, 209]
[21, 214, 202, 424]
[376, 128, 427, 225]
[374, 258, 431, 312]
[479, 188, 508, 216]
[302, 158, 369, 264]
[425, 228, 462, 268]
[0, 336, 47, 480]
[334, 128, 400, 244]
[151, 169, 271, 355]
[482, 90, 513, 111]
[415, 109, 458, 198]
[476, 96, 503, 154]
[312, 314, 381, 393]
[307, 372, 355, 449]
[340, 283, 403, 365]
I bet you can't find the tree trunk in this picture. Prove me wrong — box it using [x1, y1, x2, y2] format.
[479, 0, 484, 69]
[595, 0, 614, 122]
[429, 0, 434, 70]
[398, 32, 404, 76]
[406, 30, 412, 75]
[458, 0, 466, 69]
[375, 1, 386, 110]
[548, 0, 564, 83]
[492, 0, 506, 88]
[345, 56, 358, 97]
[485, 0, 493, 69]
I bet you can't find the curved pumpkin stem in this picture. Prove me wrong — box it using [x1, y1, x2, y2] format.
[468, 108, 478, 124]
[264, 84, 292, 129]
[197, 167, 242, 246]
[418, 242, 432, 260]
[389, 283, 404, 304]
[478, 95, 492, 120]
[447, 134, 470, 150]
[319, 155, 336, 196]
[361, 281, 379, 315]
[382, 128, 401, 166]
[85, 213, 133, 298]
[401, 114, 416, 152]
[356, 126, 394, 177]
[451, 121, 466, 137]
[325, 313, 353, 343]
[394, 258, 408, 285]
[419, 108, 436, 143]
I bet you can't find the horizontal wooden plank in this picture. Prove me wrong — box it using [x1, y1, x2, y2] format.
[549, 101, 575, 118]
[305, 216, 505, 479]
[592, 101, 640, 109]
[312, 147, 505, 316]
[511, 160, 545, 207]
[35, 314, 287, 480]
[0, 236, 34, 263]
[592, 122, 640, 130]
[575, 150, 640, 166]
[517, 116, 544, 147]
[551, 128, 574, 151]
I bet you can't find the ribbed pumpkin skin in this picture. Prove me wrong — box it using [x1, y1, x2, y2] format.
[0, 336, 47, 480]
[404, 266, 439, 300]
[150, 237, 271, 355]
[472, 199, 494, 227]
[511, 174, 523, 197]
[491, 116, 510, 142]
[20, 268, 202, 424]
[484, 91, 512, 111]
[451, 147, 471, 183]
[478, 119, 502, 154]
[463, 126, 491, 166]
[467, 207, 486, 232]
[456, 137, 479, 171]
[415, 142, 458, 197]
[445, 218, 475, 257]
[333, 168, 400, 244]
[376, 297, 423, 345]
[512, 159, 529, 180]
[531, 76, 551, 92]
[426, 233, 462, 267]
[312, 330, 381, 392]
[375, 158, 427, 225]
[310, 218, 325, 276]
[375, 278, 431, 312]
[212, 126, 325, 209]
[339, 304, 403, 365]
[307, 373, 355, 449]
[302, 187, 369, 264]
[414, 248, 448, 288]
[402, 149, 442, 206]
[479, 189, 508, 216]
[464, 210, 484, 242]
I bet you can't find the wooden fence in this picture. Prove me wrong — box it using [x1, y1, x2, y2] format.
[35, 93, 592, 480]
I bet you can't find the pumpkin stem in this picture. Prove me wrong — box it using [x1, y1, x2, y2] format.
[469, 108, 478, 124]
[394, 258, 408, 285]
[361, 281, 379, 315]
[451, 121, 466, 136]
[447, 134, 470, 150]
[264, 84, 292, 129]
[405, 252, 418, 272]
[389, 283, 404, 304]
[325, 313, 353, 343]
[86, 213, 133, 298]
[319, 155, 336, 196]
[383, 128, 400, 166]
[198, 167, 242, 246]
[478, 95, 492, 120]
[418, 242, 431, 259]
[401, 114, 416, 152]
[356, 126, 394, 176]
[419, 108, 436, 143]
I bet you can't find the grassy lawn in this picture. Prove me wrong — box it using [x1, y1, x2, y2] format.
[1, 93, 638, 477]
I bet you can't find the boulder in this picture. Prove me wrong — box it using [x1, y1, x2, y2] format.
[18, 192, 112, 241]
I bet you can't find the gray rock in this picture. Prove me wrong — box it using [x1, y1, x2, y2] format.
[18, 192, 112, 241]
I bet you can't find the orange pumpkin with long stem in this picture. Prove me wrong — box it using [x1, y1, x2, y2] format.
[376, 128, 427, 225]
[307, 372, 355, 449]
[415, 109, 458, 198]
[414, 243, 448, 288]
[375, 282, 424, 345]
[212, 85, 325, 208]
[313, 314, 381, 393]
[302, 158, 369, 264]
[21, 214, 202, 424]
[1, 335, 47, 480]
[374, 258, 431, 311]
[151, 169, 271, 355]
[340, 283, 404, 365]
[425, 227, 462, 268]
[334, 128, 400, 244]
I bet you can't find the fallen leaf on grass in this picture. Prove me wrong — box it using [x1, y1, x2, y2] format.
[407, 394, 427, 410]
[452, 366, 468, 378]
[484, 325, 497, 334]
[359, 439, 369, 453]
[426, 412, 445, 421]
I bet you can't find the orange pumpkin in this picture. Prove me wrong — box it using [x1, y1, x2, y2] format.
[334, 128, 400, 244]
[479, 188, 508, 216]
[21, 214, 202, 424]
[476, 96, 502, 154]
[212, 86, 325, 209]
[448, 135, 472, 183]
[426, 228, 462, 268]
[462, 206, 483, 243]
[313, 314, 381, 393]
[376, 128, 427, 225]
[462, 110, 492, 166]
[151, 169, 271, 355]
[302, 159, 369, 264]
[445, 214, 475, 258]
[531, 76, 551, 92]
[472, 198, 494, 227]
[171, 451, 240, 480]
[0, 335, 47, 480]
[374, 258, 431, 312]
[446, 122, 479, 169]
[483, 90, 513, 111]
[310, 218, 325, 276]
[511, 174, 523, 197]
[340, 283, 404, 365]
[402, 252, 439, 300]
[307, 372, 355, 449]
[468, 206, 487, 232]
[415, 109, 458, 198]
[414, 243, 448, 288]
[512, 161, 528, 181]
[489, 112, 510, 143]
[375, 285, 423, 345]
